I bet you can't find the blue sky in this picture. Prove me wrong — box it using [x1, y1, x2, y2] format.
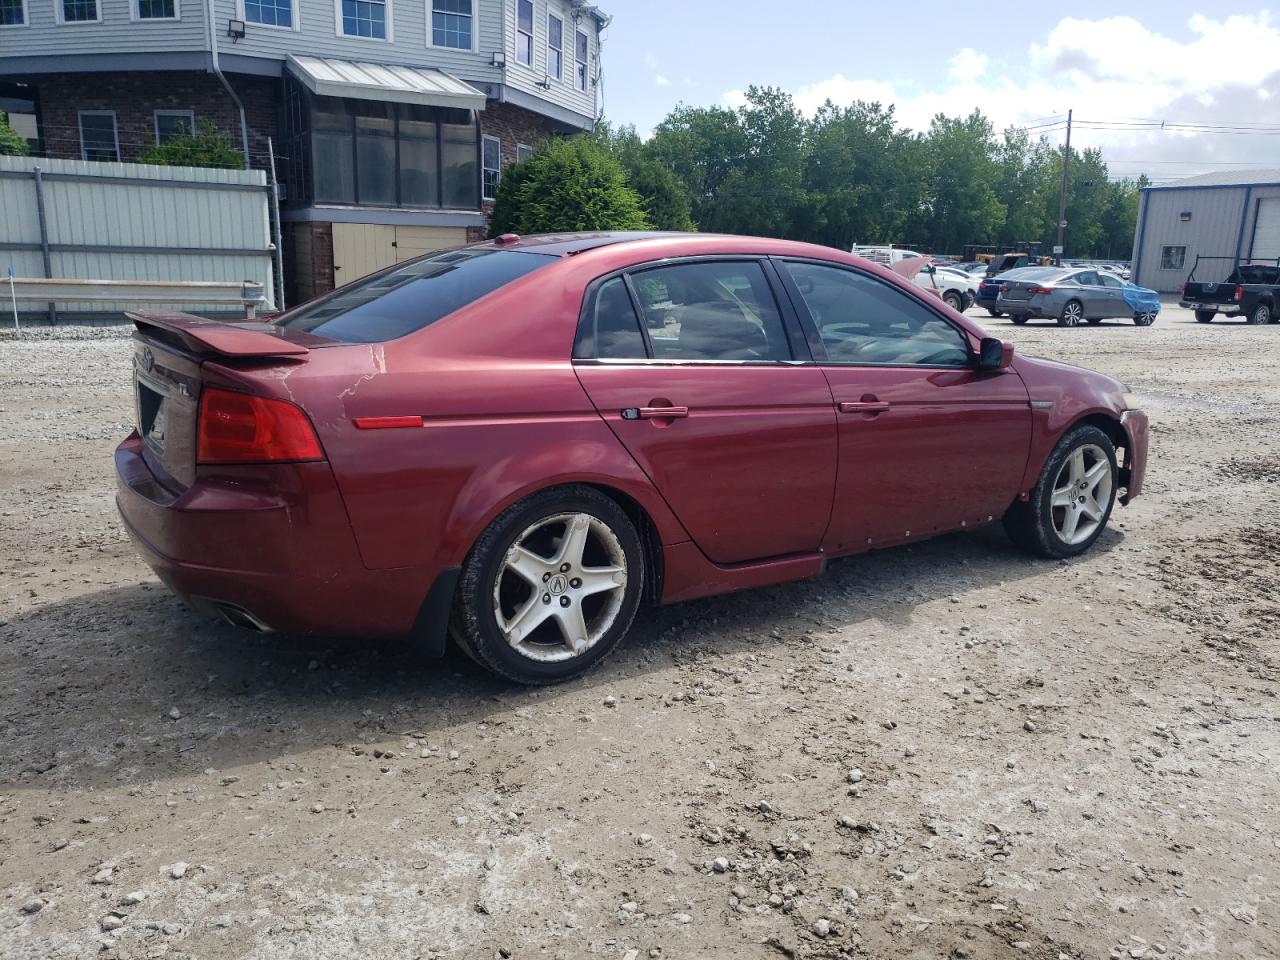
[597, 3, 1280, 180]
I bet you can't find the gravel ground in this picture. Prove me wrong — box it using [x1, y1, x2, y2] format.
[1, 305, 1277, 960]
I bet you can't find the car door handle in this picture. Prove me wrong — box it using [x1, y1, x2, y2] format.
[635, 405, 689, 419]
[838, 401, 890, 414]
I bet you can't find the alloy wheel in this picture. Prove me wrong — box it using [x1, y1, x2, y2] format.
[492, 513, 628, 663]
[1060, 301, 1083, 326]
[1050, 444, 1114, 545]
[1134, 310, 1156, 326]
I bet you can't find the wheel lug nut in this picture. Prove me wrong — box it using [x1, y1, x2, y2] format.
[542, 594, 551, 604]
[559, 596, 571, 607]
[560, 563, 571, 573]
[542, 572, 551, 582]
[570, 578, 582, 589]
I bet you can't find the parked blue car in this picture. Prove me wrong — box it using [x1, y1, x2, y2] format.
[994, 267, 1160, 327]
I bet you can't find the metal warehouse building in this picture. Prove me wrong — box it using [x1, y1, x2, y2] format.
[1131, 170, 1280, 293]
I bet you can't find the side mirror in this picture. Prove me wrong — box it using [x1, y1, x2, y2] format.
[977, 336, 1014, 370]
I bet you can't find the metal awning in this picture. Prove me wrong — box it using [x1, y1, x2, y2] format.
[286, 55, 487, 110]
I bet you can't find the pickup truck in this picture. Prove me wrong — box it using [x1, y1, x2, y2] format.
[1180, 258, 1280, 324]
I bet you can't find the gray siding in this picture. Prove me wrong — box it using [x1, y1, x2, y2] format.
[3, 0, 601, 122]
[0, 155, 275, 310]
[1132, 186, 1250, 292]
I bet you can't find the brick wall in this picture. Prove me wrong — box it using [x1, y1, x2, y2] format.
[286, 221, 334, 304]
[35, 71, 279, 168]
[478, 100, 563, 170]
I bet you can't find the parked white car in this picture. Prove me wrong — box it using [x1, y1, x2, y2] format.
[915, 264, 978, 312]
[851, 245, 926, 267]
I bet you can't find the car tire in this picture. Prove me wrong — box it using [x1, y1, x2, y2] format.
[1010, 315, 1028, 325]
[1133, 310, 1157, 326]
[987, 308, 1004, 318]
[1194, 309, 1215, 324]
[450, 485, 645, 685]
[1058, 299, 1084, 327]
[943, 291, 964, 312]
[1247, 303, 1272, 325]
[1003, 424, 1118, 560]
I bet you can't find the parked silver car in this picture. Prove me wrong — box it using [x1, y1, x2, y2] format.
[996, 267, 1160, 327]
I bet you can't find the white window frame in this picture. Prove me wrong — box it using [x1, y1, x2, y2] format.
[516, 142, 533, 163]
[546, 10, 563, 81]
[0, 0, 30, 29]
[574, 27, 588, 91]
[334, 0, 392, 42]
[153, 109, 196, 144]
[482, 134, 501, 201]
[427, 0, 475, 51]
[78, 110, 119, 162]
[55, 0, 102, 24]
[131, 0, 180, 21]
[236, 0, 298, 30]
[515, 0, 533, 66]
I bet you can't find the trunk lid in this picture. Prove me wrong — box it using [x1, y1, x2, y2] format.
[999, 281, 1033, 301]
[128, 311, 317, 490]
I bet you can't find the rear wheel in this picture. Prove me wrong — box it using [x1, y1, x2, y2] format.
[1058, 299, 1084, 327]
[451, 486, 645, 684]
[1194, 309, 1215, 324]
[943, 291, 964, 312]
[1003, 424, 1118, 559]
[1247, 303, 1272, 325]
[987, 307, 1004, 318]
[1010, 315, 1028, 325]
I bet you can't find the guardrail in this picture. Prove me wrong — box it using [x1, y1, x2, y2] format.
[6, 274, 267, 334]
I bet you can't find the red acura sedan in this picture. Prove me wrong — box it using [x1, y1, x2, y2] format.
[116, 232, 1148, 683]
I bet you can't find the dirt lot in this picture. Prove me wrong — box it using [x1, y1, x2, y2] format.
[1, 305, 1277, 960]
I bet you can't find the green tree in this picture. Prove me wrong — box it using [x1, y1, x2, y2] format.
[488, 135, 649, 237]
[137, 120, 243, 169]
[921, 111, 1006, 253]
[593, 121, 694, 231]
[0, 110, 29, 157]
[647, 104, 747, 227]
[993, 127, 1056, 247]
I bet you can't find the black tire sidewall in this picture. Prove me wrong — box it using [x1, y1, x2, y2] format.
[1031, 425, 1119, 558]
[453, 487, 645, 684]
[1059, 300, 1083, 326]
[944, 292, 963, 312]
[1249, 304, 1271, 325]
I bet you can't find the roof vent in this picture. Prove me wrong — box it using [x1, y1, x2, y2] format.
[494, 233, 521, 246]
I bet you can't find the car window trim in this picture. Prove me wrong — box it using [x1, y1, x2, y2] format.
[769, 255, 976, 369]
[571, 255, 806, 365]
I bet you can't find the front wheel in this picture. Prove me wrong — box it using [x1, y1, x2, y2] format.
[943, 291, 964, 312]
[1003, 424, 1118, 559]
[987, 307, 1004, 318]
[1133, 310, 1157, 326]
[1194, 309, 1215, 324]
[1247, 303, 1272, 325]
[450, 486, 645, 684]
[1058, 299, 1084, 327]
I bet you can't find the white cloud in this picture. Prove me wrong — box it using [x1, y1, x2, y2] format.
[720, 13, 1280, 177]
[948, 48, 988, 83]
[655, 74, 671, 87]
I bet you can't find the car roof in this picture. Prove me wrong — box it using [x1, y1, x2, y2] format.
[470, 231, 694, 256]
[998, 266, 1062, 280]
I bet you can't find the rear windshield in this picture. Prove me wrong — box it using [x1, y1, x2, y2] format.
[996, 266, 1060, 281]
[274, 248, 557, 343]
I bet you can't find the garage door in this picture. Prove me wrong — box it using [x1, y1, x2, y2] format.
[331, 224, 468, 287]
[1252, 197, 1280, 260]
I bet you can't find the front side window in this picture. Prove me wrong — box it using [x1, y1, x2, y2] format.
[782, 261, 969, 366]
[245, 0, 290, 26]
[61, 0, 98, 20]
[482, 135, 500, 201]
[574, 277, 646, 360]
[275, 248, 556, 343]
[78, 111, 118, 161]
[137, 0, 175, 17]
[629, 261, 792, 362]
[342, 0, 386, 38]
[0, 0, 26, 26]
[154, 110, 194, 143]
[516, 0, 533, 64]
[1098, 273, 1124, 289]
[574, 29, 588, 90]
[431, 0, 470, 48]
[547, 13, 563, 80]
[1160, 245, 1186, 270]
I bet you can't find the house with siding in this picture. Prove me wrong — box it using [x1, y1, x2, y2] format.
[0, 0, 609, 300]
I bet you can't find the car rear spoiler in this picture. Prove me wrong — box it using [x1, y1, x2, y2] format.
[127, 310, 309, 359]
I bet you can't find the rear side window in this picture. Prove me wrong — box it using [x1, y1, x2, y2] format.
[274, 248, 556, 343]
[628, 261, 792, 362]
[574, 277, 647, 359]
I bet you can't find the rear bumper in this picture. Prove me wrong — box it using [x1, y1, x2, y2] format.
[1179, 301, 1237, 313]
[114, 432, 432, 640]
[1120, 409, 1149, 503]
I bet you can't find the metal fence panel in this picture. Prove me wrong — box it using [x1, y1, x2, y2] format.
[0, 155, 275, 315]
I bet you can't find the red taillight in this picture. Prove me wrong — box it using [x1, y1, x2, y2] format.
[1027, 285, 1056, 295]
[1234, 285, 1244, 302]
[197, 386, 323, 464]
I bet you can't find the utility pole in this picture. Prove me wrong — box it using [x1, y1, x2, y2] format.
[1054, 109, 1072, 265]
